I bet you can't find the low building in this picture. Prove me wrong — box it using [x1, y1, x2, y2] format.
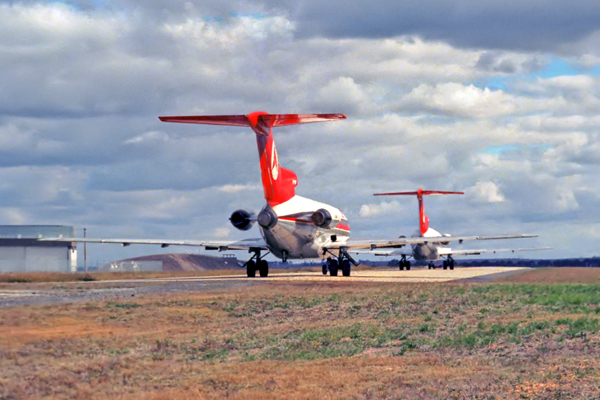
[99, 260, 163, 272]
[0, 225, 77, 273]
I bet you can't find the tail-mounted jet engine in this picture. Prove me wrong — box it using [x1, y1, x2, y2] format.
[230, 209, 256, 231]
[257, 207, 278, 229]
[311, 208, 341, 229]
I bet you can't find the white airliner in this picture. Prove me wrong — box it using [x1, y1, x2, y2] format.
[362, 189, 547, 270]
[40, 112, 537, 277]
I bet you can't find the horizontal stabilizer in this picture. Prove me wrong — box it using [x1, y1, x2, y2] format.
[259, 114, 346, 127]
[158, 115, 250, 127]
[159, 113, 346, 128]
[374, 190, 464, 196]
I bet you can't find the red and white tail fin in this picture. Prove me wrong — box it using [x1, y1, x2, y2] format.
[159, 112, 346, 206]
[374, 189, 463, 236]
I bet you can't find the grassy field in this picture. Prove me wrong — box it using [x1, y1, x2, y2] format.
[1, 267, 600, 399]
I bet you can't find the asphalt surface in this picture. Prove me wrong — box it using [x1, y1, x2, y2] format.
[0, 267, 527, 307]
[0, 281, 256, 308]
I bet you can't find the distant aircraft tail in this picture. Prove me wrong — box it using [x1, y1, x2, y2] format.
[159, 112, 346, 206]
[374, 189, 463, 236]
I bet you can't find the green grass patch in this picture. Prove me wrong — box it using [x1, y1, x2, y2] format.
[106, 301, 142, 309]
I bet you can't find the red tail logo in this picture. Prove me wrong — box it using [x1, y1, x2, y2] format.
[270, 141, 279, 180]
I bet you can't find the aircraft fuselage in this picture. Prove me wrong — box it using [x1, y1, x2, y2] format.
[410, 227, 449, 261]
[259, 195, 350, 260]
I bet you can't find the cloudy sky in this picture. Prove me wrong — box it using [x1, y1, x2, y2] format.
[2, 0, 600, 265]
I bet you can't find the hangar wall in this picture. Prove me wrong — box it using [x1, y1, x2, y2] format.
[0, 246, 76, 273]
[0, 226, 77, 273]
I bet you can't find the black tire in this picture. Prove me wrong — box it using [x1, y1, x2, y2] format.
[406, 261, 411, 270]
[322, 264, 328, 275]
[341, 260, 351, 277]
[329, 259, 339, 276]
[258, 260, 269, 277]
[246, 260, 256, 278]
[450, 261, 455, 270]
[443, 261, 448, 270]
[398, 261, 404, 271]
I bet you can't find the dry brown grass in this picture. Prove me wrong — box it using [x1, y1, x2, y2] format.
[2, 270, 600, 399]
[495, 267, 600, 284]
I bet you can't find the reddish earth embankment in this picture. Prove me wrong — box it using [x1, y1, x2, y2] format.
[120, 253, 241, 271]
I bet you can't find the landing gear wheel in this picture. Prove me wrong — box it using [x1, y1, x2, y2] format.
[322, 264, 328, 275]
[399, 260, 411, 271]
[246, 260, 256, 278]
[258, 259, 269, 277]
[341, 260, 351, 277]
[443, 260, 448, 270]
[329, 259, 339, 276]
[449, 260, 455, 270]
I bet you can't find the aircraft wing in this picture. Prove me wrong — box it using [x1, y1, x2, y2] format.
[329, 234, 537, 251]
[439, 247, 552, 256]
[37, 237, 268, 251]
[350, 247, 550, 257]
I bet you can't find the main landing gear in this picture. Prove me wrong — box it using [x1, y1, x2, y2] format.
[442, 256, 456, 270]
[398, 255, 411, 271]
[322, 249, 357, 277]
[244, 249, 269, 278]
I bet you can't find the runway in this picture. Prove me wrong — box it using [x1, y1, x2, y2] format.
[98, 266, 527, 284]
[244, 266, 528, 283]
[0, 267, 528, 307]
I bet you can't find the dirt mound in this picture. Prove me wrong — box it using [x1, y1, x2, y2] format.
[120, 253, 241, 271]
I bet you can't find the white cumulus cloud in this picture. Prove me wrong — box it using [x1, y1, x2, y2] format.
[400, 82, 517, 118]
[359, 201, 401, 217]
[466, 181, 506, 203]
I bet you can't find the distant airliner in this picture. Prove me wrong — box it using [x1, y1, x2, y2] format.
[41, 112, 537, 277]
[358, 189, 547, 270]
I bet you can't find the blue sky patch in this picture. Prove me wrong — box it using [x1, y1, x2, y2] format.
[531, 58, 580, 79]
[483, 144, 552, 155]
[480, 57, 600, 93]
